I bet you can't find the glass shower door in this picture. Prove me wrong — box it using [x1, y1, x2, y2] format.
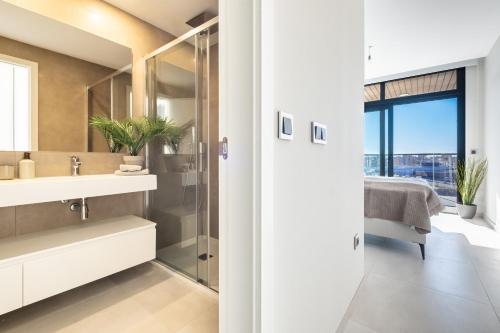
[147, 34, 200, 281]
[146, 26, 218, 290]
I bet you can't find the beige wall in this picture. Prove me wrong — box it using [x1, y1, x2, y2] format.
[4, 0, 175, 118]
[0, 35, 115, 152]
[0, 151, 143, 239]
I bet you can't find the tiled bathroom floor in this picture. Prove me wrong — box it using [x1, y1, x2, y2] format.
[157, 236, 219, 291]
[338, 214, 500, 333]
[0, 262, 218, 333]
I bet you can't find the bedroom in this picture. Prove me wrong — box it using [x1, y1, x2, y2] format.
[339, 1, 500, 332]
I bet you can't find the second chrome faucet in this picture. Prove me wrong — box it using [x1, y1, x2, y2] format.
[70, 155, 82, 176]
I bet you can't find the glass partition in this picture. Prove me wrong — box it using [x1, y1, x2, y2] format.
[146, 23, 219, 291]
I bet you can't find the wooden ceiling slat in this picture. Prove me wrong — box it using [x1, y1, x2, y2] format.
[368, 85, 376, 100]
[391, 82, 398, 98]
[417, 76, 424, 94]
[370, 84, 378, 100]
[442, 71, 450, 91]
[424, 74, 431, 94]
[435, 72, 443, 91]
[433, 73, 439, 91]
[405, 78, 411, 95]
[398, 80, 404, 96]
[363, 88, 372, 102]
[429, 73, 437, 93]
[364, 87, 371, 101]
[364, 69, 460, 102]
[387, 82, 395, 99]
[440, 72, 447, 91]
[394, 81, 401, 97]
[449, 70, 457, 90]
[439, 72, 447, 91]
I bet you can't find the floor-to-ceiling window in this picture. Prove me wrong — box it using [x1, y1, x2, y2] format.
[364, 69, 465, 206]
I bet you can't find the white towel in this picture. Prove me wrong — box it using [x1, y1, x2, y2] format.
[119, 164, 142, 172]
[114, 169, 149, 176]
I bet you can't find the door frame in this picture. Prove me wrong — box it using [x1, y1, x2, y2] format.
[219, 0, 272, 332]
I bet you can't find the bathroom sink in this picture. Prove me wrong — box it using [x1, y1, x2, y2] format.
[0, 174, 157, 207]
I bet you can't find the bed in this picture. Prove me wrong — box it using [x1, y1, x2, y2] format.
[364, 176, 444, 259]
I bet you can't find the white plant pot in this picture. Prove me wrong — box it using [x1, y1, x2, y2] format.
[123, 155, 145, 167]
[457, 204, 477, 219]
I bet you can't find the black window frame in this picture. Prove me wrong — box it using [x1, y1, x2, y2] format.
[364, 68, 466, 180]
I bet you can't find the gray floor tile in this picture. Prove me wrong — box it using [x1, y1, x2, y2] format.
[350, 274, 500, 333]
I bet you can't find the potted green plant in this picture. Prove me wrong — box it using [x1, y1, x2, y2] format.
[90, 116, 177, 167]
[89, 116, 124, 153]
[455, 158, 488, 219]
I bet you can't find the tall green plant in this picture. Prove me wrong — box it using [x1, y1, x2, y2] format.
[111, 116, 177, 156]
[456, 158, 488, 205]
[89, 116, 123, 153]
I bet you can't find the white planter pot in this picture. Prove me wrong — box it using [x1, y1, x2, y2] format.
[457, 204, 477, 219]
[123, 155, 145, 167]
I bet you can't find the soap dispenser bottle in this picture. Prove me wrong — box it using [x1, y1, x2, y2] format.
[19, 152, 35, 179]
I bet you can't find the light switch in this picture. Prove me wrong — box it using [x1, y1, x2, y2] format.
[278, 111, 293, 140]
[311, 122, 327, 144]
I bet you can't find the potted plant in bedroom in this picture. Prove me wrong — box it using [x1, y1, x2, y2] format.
[455, 157, 488, 219]
[90, 116, 177, 167]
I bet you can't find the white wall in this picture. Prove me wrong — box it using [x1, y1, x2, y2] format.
[482, 36, 500, 225]
[271, 0, 364, 332]
[465, 65, 486, 215]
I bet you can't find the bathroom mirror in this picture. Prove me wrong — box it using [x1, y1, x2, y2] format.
[0, 2, 132, 152]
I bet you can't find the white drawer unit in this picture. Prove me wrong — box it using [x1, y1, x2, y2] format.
[0, 264, 22, 315]
[0, 215, 156, 315]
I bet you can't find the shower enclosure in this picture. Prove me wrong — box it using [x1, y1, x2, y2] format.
[145, 19, 219, 291]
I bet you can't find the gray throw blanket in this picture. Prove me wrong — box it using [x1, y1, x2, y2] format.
[364, 177, 444, 234]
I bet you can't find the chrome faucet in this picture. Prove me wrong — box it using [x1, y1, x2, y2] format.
[70, 156, 81, 176]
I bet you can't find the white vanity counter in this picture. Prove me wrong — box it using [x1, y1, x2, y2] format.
[0, 174, 157, 207]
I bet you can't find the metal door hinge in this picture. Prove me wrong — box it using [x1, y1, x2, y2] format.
[219, 137, 228, 160]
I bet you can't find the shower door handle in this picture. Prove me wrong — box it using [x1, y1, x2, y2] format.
[219, 137, 228, 160]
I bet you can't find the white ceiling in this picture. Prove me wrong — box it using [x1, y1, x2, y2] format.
[0, 1, 131, 69]
[365, 0, 500, 80]
[104, 0, 218, 37]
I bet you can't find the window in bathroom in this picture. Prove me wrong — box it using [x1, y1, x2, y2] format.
[0, 54, 37, 151]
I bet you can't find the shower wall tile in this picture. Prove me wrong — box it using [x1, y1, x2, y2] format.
[87, 192, 144, 222]
[0, 207, 16, 238]
[15, 193, 144, 235]
[15, 201, 82, 235]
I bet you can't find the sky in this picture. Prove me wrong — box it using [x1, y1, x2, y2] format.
[364, 98, 458, 154]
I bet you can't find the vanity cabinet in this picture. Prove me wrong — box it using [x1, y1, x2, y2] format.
[0, 216, 156, 315]
[0, 264, 23, 315]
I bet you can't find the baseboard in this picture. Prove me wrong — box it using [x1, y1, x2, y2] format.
[483, 215, 497, 230]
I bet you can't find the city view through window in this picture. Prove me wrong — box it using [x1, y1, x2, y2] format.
[364, 98, 458, 205]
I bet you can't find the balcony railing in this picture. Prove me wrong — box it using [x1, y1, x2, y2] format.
[364, 153, 458, 205]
